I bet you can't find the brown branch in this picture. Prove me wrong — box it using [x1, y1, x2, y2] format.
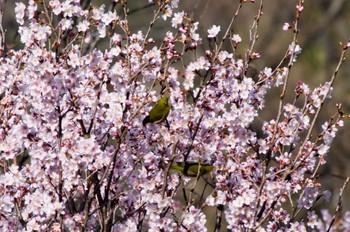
[327, 176, 350, 232]
[0, 0, 5, 57]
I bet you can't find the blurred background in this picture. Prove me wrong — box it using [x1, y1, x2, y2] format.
[3, 0, 350, 227]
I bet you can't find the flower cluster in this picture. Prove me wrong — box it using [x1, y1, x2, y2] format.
[0, 0, 349, 231]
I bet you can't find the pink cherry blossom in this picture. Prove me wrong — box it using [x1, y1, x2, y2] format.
[207, 25, 221, 38]
[0, 0, 348, 231]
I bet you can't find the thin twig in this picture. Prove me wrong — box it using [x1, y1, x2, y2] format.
[0, 0, 6, 57]
[212, 2, 243, 62]
[244, 0, 263, 75]
[292, 45, 348, 166]
[326, 176, 350, 232]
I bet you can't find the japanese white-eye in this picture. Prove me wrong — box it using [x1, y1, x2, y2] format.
[143, 96, 170, 126]
[171, 162, 215, 177]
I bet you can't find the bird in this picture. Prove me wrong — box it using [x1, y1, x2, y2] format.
[142, 96, 170, 126]
[170, 162, 215, 177]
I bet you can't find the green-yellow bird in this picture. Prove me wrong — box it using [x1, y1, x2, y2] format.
[143, 96, 170, 126]
[171, 162, 215, 177]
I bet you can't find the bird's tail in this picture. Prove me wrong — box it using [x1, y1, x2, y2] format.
[142, 116, 150, 126]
